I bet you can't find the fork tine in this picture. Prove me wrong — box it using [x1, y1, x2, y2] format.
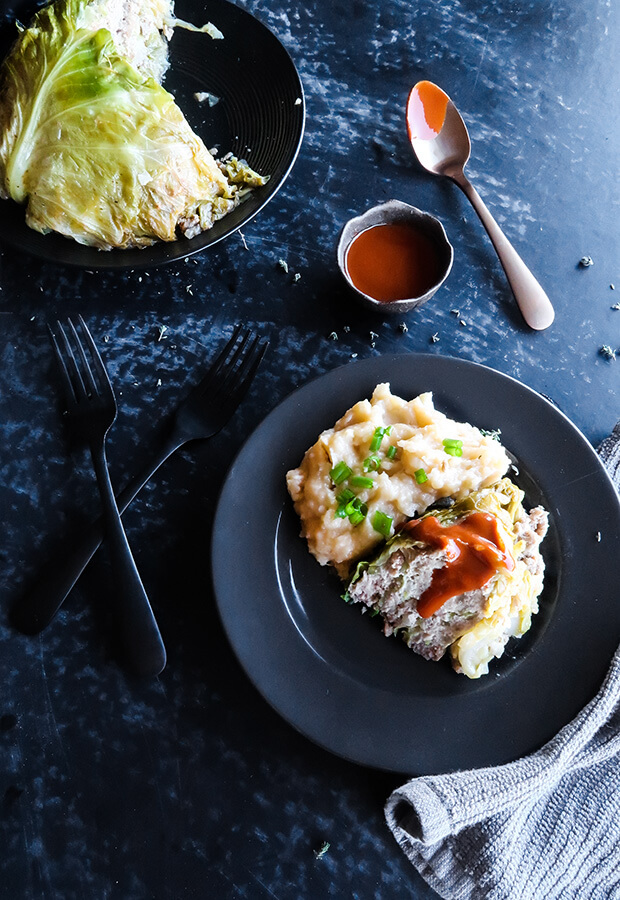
[48, 323, 77, 405]
[188, 325, 247, 400]
[76, 315, 114, 401]
[54, 320, 90, 402]
[219, 337, 268, 410]
[67, 318, 98, 398]
[214, 330, 254, 394]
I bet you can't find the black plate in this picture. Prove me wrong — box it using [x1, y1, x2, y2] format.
[0, 0, 304, 268]
[211, 355, 620, 775]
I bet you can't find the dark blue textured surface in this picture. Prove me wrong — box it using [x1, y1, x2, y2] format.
[0, 0, 618, 897]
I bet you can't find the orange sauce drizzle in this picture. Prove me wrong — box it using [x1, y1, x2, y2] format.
[401, 512, 515, 618]
[406, 80, 450, 141]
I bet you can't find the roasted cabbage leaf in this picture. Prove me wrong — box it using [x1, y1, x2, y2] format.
[0, 0, 266, 248]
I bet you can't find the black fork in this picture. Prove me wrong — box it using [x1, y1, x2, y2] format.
[47, 316, 166, 677]
[13, 325, 268, 635]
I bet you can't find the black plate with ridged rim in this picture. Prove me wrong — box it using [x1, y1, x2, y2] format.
[211, 354, 620, 775]
[0, 0, 304, 268]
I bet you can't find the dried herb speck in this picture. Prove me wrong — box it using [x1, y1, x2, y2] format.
[313, 840, 331, 859]
[579, 256, 594, 268]
[600, 345, 616, 361]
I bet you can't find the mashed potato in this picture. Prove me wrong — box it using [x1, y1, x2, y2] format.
[286, 383, 511, 578]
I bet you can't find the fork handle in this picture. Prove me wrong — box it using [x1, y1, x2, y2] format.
[90, 441, 167, 677]
[12, 435, 179, 641]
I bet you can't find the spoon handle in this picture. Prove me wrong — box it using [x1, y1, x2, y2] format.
[454, 174, 555, 331]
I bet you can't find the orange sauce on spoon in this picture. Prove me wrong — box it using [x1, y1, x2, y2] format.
[406, 80, 450, 141]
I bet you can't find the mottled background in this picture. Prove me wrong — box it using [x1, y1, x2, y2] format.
[0, 0, 618, 897]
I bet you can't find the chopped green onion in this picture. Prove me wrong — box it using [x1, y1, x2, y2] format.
[350, 474, 375, 490]
[442, 438, 463, 448]
[363, 454, 382, 472]
[334, 505, 349, 518]
[330, 461, 353, 484]
[371, 510, 393, 538]
[414, 468, 428, 484]
[349, 510, 365, 526]
[336, 487, 355, 505]
[386, 445, 397, 460]
[370, 427, 387, 452]
[444, 446, 463, 457]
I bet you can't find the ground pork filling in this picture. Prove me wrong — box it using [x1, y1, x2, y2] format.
[347, 503, 549, 672]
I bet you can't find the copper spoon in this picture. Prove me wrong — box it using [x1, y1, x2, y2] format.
[407, 81, 554, 331]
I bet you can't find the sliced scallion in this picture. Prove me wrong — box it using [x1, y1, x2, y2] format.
[414, 468, 428, 484]
[329, 461, 353, 484]
[369, 427, 386, 452]
[336, 487, 355, 505]
[386, 444, 397, 460]
[371, 509, 393, 538]
[350, 475, 375, 490]
[363, 454, 382, 472]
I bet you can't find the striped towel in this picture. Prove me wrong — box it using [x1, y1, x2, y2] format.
[385, 424, 620, 900]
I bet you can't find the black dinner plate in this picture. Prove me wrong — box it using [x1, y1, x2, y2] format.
[0, 0, 304, 268]
[211, 355, 620, 774]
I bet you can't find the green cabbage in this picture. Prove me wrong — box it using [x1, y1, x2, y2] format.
[0, 0, 266, 248]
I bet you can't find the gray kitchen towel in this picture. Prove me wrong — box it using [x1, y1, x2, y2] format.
[385, 426, 620, 900]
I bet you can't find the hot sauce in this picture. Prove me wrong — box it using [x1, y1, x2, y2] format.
[401, 512, 515, 618]
[345, 222, 444, 302]
[406, 80, 450, 141]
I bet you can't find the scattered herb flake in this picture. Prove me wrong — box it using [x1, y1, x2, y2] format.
[459, 319, 467, 327]
[600, 345, 617, 360]
[278, 258, 289, 273]
[314, 841, 330, 859]
[596, 531, 602, 542]
[398, 322, 408, 333]
[157, 325, 167, 341]
[343, 325, 351, 333]
[450, 308, 460, 316]
[328, 331, 338, 341]
[611, 303, 620, 311]
[480, 428, 502, 441]
[293, 272, 301, 282]
[369, 331, 379, 341]
[579, 256, 594, 268]
[430, 332, 440, 343]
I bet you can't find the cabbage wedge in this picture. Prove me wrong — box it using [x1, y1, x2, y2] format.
[0, 0, 266, 249]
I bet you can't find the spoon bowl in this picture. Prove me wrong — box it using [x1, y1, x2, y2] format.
[407, 81, 555, 331]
